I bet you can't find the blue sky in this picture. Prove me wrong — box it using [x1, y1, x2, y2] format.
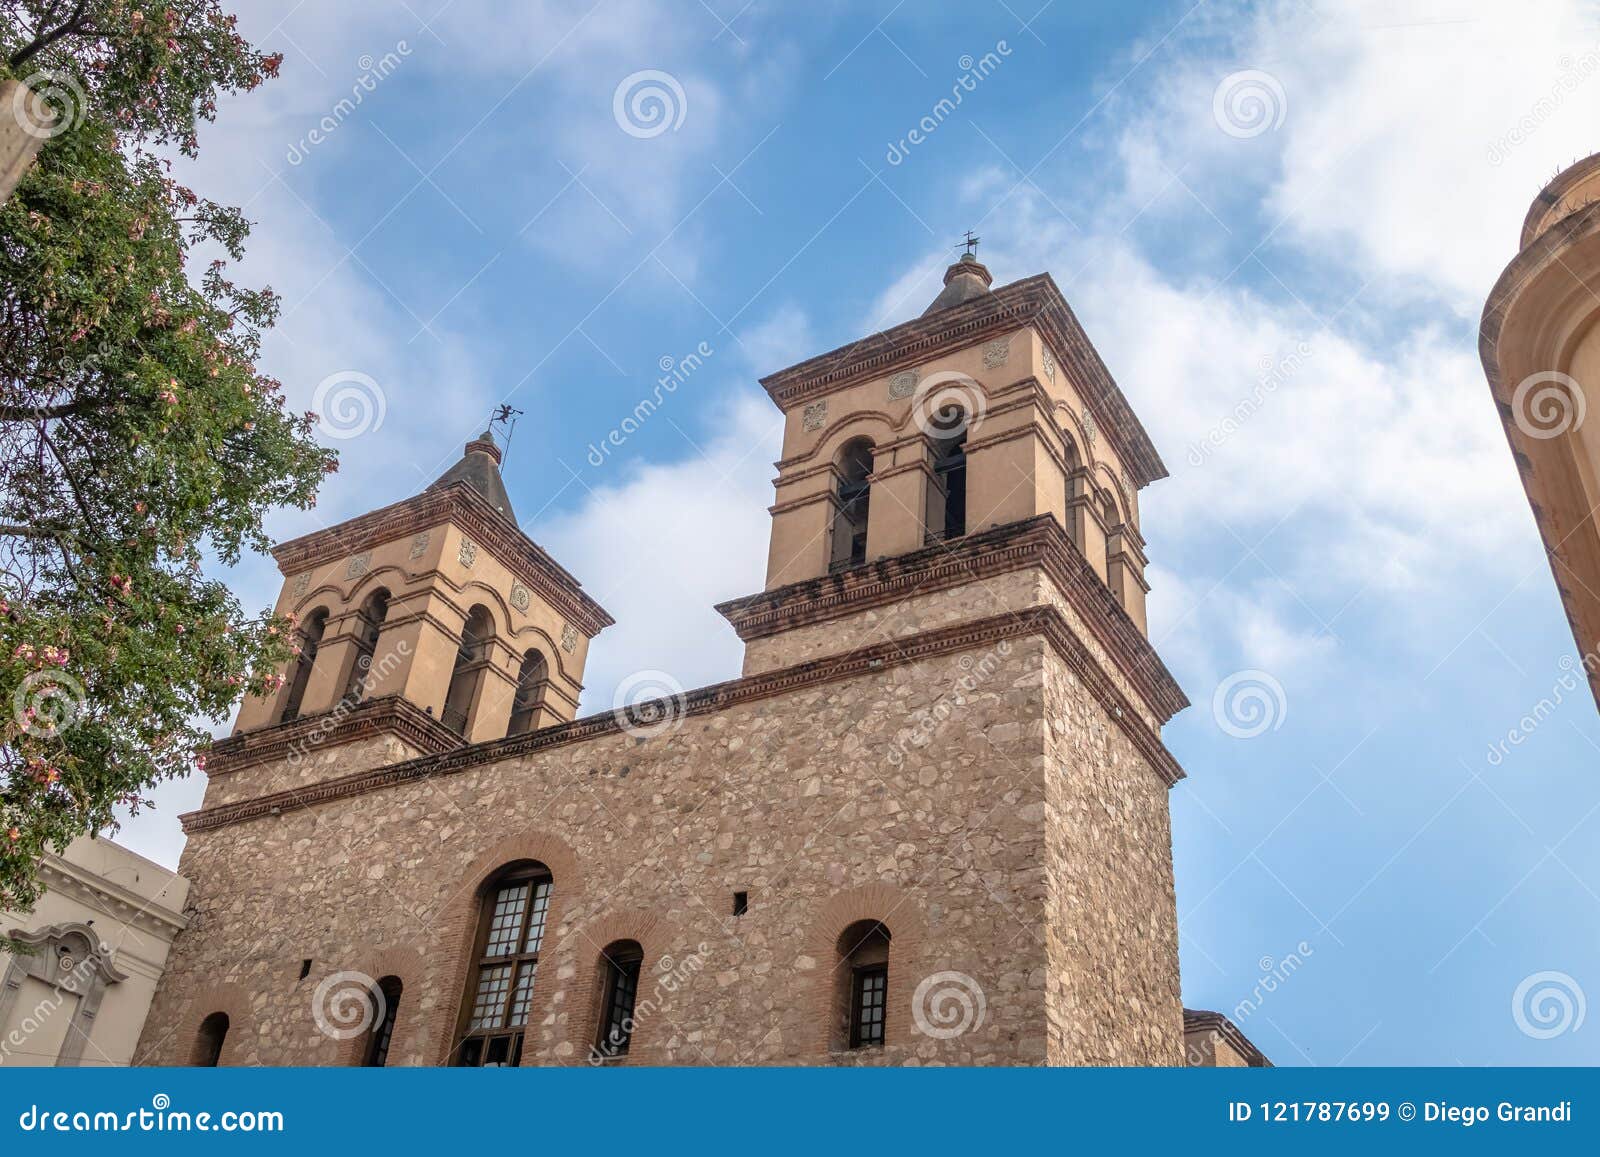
[111, 0, 1600, 1066]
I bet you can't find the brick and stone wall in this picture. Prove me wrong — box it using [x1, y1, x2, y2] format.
[136, 616, 1182, 1067]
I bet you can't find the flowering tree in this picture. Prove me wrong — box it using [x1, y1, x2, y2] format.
[0, 2, 334, 910]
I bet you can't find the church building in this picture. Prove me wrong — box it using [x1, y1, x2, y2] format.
[134, 252, 1265, 1067]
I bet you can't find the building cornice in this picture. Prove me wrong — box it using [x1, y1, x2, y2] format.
[1183, 1008, 1272, 1067]
[757, 274, 1167, 487]
[715, 516, 1189, 724]
[181, 603, 1186, 835]
[1521, 152, 1600, 250]
[36, 855, 188, 940]
[210, 694, 463, 775]
[271, 482, 615, 638]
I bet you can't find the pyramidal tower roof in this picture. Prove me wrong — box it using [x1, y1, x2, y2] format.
[922, 252, 995, 315]
[426, 428, 516, 523]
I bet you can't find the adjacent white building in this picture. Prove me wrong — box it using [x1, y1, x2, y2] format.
[1, 836, 188, 1066]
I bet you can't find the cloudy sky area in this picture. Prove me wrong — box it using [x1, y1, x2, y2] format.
[110, 0, 1600, 1064]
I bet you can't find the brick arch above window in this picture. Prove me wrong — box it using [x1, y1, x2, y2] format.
[803, 882, 927, 1057]
[330, 944, 430, 1066]
[562, 908, 681, 1064]
[431, 829, 582, 1065]
[155, 981, 254, 1067]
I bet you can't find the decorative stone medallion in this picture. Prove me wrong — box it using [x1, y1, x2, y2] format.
[458, 537, 478, 568]
[510, 582, 532, 613]
[802, 400, 827, 432]
[887, 370, 918, 399]
[982, 338, 1010, 369]
[290, 572, 311, 599]
[1042, 347, 1057, 383]
[346, 551, 372, 579]
[1081, 410, 1098, 446]
[409, 532, 430, 560]
[561, 623, 579, 653]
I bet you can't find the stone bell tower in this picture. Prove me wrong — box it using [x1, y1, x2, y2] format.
[212, 429, 613, 801]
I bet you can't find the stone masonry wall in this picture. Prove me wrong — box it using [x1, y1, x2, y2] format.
[137, 623, 1179, 1067]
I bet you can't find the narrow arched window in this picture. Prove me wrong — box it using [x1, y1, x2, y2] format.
[834, 920, 890, 1050]
[928, 413, 967, 542]
[192, 1011, 229, 1066]
[506, 650, 549, 737]
[279, 608, 328, 722]
[454, 861, 552, 1067]
[829, 438, 874, 571]
[442, 605, 494, 735]
[1101, 492, 1123, 604]
[592, 940, 644, 1062]
[362, 976, 403, 1067]
[343, 588, 391, 703]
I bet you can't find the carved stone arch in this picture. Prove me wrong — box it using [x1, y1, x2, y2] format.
[430, 828, 582, 1064]
[330, 944, 430, 1066]
[0, 922, 128, 1067]
[1053, 400, 1098, 473]
[455, 582, 518, 647]
[1094, 463, 1130, 527]
[562, 908, 682, 1063]
[505, 624, 577, 686]
[160, 980, 254, 1066]
[289, 587, 344, 619]
[343, 565, 409, 606]
[804, 882, 927, 1056]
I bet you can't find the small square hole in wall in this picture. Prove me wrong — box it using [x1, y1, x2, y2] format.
[733, 891, 749, 917]
[299, 959, 312, 980]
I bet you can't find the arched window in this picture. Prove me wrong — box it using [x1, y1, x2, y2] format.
[592, 940, 644, 1062]
[834, 920, 890, 1050]
[505, 650, 549, 737]
[454, 861, 553, 1067]
[928, 417, 967, 542]
[829, 438, 874, 571]
[362, 976, 403, 1067]
[192, 1011, 229, 1066]
[343, 588, 391, 703]
[1101, 491, 1123, 604]
[441, 605, 494, 735]
[279, 608, 329, 722]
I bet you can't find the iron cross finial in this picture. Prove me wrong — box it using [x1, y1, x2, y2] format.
[961, 230, 980, 257]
